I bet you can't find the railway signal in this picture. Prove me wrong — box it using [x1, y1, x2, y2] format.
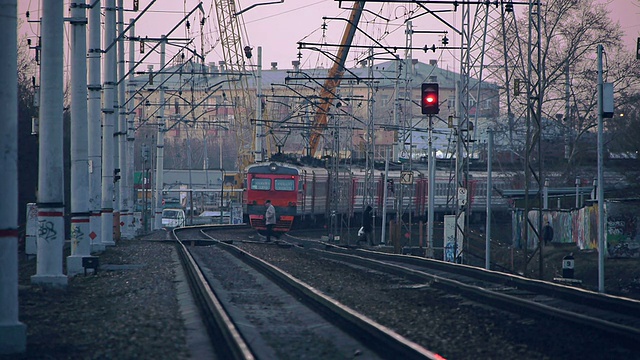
[421, 83, 439, 115]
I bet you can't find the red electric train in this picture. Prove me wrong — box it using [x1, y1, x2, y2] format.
[243, 161, 514, 235]
[245, 161, 349, 234]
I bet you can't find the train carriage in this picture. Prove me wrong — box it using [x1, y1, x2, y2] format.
[244, 161, 515, 234]
[245, 162, 356, 233]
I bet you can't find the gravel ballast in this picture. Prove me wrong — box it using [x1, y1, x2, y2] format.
[5, 233, 190, 360]
[6, 229, 640, 360]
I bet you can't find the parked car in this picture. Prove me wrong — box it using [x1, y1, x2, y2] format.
[161, 208, 185, 229]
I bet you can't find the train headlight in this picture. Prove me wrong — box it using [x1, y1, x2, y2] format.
[269, 163, 278, 172]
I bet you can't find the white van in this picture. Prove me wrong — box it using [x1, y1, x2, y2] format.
[161, 208, 186, 229]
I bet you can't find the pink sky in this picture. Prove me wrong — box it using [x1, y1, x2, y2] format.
[17, 0, 640, 70]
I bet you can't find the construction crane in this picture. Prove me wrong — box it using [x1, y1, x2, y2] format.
[213, 0, 256, 170]
[308, 1, 365, 158]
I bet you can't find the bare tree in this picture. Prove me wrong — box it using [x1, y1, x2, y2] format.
[17, 22, 40, 228]
[487, 0, 638, 177]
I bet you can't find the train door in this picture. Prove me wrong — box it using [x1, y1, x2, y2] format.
[298, 170, 306, 216]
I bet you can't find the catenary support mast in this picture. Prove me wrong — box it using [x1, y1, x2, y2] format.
[524, 0, 544, 278]
[126, 19, 136, 237]
[0, 0, 27, 353]
[101, 0, 117, 246]
[154, 36, 166, 230]
[67, 0, 92, 275]
[88, 0, 103, 251]
[117, 0, 130, 239]
[32, 0, 68, 286]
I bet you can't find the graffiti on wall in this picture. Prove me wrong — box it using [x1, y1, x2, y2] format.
[512, 200, 640, 257]
[512, 205, 599, 251]
[606, 201, 640, 258]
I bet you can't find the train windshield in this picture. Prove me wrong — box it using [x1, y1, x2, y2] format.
[250, 178, 271, 190]
[274, 179, 295, 191]
[162, 210, 180, 219]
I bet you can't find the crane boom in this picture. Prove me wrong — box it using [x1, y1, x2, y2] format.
[213, 0, 255, 170]
[308, 1, 365, 158]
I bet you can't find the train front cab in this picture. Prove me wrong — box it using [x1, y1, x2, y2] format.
[245, 163, 299, 234]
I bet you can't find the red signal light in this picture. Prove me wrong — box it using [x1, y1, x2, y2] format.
[421, 83, 440, 115]
[424, 94, 436, 104]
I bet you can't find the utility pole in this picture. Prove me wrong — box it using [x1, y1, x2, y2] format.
[485, 129, 493, 270]
[499, 4, 519, 158]
[101, 0, 117, 246]
[88, 0, 103, 252]
[32, 0, 68, 287]
[381, 148, 390, 244]
[67, 0, 91, 276]
[454, 2, 473, 264]
[364, 47, 375, 230]
[564, 59, 571, 160]
[399, 21, 412, 227]
[523, 0, 544, 278]
[116, 0, 129, 239]
[0, 0, 27, 353]
[255, 46, 264, 162]
[427, 115, 435, 258]
[154, 36, 166, 230]
[393, 59, 401, 162]
[329, 115, 340, 241]
[597, 44, 605, 292]
[126, 18, 136, 236]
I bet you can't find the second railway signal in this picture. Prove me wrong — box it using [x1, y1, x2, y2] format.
[421, 83, 439, 115]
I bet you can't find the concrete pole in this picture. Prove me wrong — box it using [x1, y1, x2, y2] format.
[564, 60, 571, 160]
[381, 148, 390, 244]
[597, 44, 605, 293]
[255, 46, 263, 162]
[101, 0, 116, 246]
[32, 0, 68, 287]
[543, 179, 549, 210]
[153, 36, 166, 230]
[219, 127, 223, 170]
[485, 129, 493, 270]
[427, 116, 435, 258]
[575, 177, 580, 208]
[126, 19, 136, 236]
[393, 59, 400, 162]
[0, 0, 27, 353]
[88, 0, 103, 252]
[116, 0, 129, 239]
[203, 128, 209, 171]
[67, 0, 91, 276]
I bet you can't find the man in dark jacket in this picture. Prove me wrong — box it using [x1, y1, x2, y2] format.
[542, 221, 554, 245]
[361, 205, 373, 246]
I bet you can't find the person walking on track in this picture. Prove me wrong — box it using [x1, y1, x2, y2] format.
[265, 199, 276, 242]
[361, 205, 373, 246]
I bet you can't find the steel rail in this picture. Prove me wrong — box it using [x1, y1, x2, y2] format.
[172, 227, 255, 360]
[199, 229, 443, 360]
[306, 245, 640, 343]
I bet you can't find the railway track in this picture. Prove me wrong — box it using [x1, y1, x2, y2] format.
[282, 233, 640, 344]
[172, 225, 442, 360]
